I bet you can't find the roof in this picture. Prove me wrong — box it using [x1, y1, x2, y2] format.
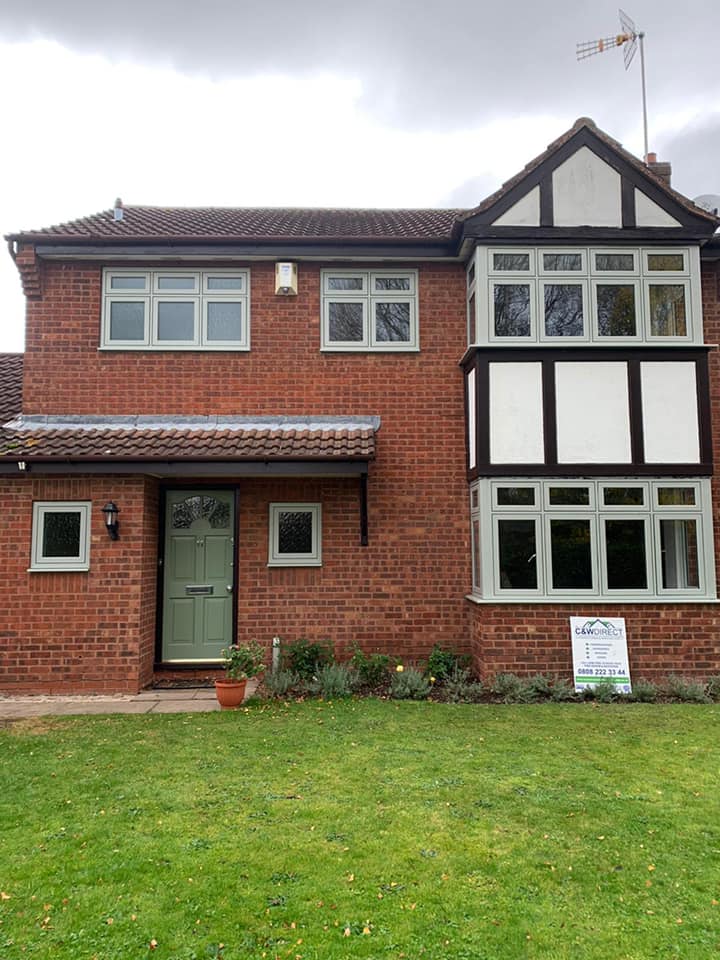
[6, 118, 718, 247]
[0, 354, 23, 422]
[459, 117, 719, 227]
[7, 207, 462, 244]
[0, 415, 379, 463]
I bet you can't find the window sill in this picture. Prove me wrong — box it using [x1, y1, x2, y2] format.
[320, 346, 420, 354]
[465, 593, 720, 605]
[98, 345, 251, 352]
[28, 565, 90, 573]
[267, 560, 322, 568]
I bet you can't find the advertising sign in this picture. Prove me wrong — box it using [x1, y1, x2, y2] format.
[569, 617, 632, 694]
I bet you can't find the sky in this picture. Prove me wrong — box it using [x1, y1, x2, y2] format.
[0, 0, 718, 352]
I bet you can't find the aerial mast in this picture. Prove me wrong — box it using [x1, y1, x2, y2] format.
[577, 9, 649, 162]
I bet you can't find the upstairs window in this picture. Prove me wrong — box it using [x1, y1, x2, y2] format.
[102, 269, 250, 350]
[469, 247, 696, 346]
[321, 270, 418, 351]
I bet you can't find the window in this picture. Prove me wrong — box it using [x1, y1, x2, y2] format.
[268, 503, 322, 567]
[477, 247, 696, 345]
[102, 269, 250, 350]
[321, 270, 418, 351]
[30, 502, 91, 572]
[470, 480, 714, 601]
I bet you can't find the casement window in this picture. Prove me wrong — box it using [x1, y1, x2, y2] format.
[268, 503, 322, 567]
[321, 270, 418, 351]
[468, 247, 698, 346]
[102, 269, 250, 350]
[469, 479, 715, 601]
[30, 502, 91, 572]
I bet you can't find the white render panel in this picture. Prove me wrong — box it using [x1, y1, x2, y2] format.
[555, 362, 631, 462]
[489, 362, 544, 463]
[641, 362, 699, 463]
[552, 147, 622, 227]
[492, 186, 540, 226]
[635, 190, 682, 228]
[467, 368, 477, 469]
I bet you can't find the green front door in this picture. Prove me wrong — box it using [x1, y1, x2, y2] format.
[161, 490, 235, 662]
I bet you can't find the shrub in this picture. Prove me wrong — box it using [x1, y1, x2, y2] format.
[390, 667, 431, 701]
[350, 646, 391, 688]
[263, 669, 300, 699]
[426, 644, 469, 682]
[629, 679, 659, 703]
[664, 675, 708, 703]
[550, 678, 577, 702]
[521, 674, 553, 702]
[283, 638, 334, 680]
[442, 666, 484, 703]
[305, 663, 358, 699]
[705, 675, 720, 702]
[489, 672, 525, 703]
[591, 680, 617, 703]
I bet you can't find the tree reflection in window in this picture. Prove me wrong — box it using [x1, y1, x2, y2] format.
[596, 285, 636, 337]
[375, 302, 410, 341]
[172, 495, 231, 529]
[494, 284, 531, 336]
[544, 284, 584, 336]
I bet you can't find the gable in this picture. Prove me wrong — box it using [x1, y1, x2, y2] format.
[463, 120, 717, 241]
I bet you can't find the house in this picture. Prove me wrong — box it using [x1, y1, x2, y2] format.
[1, 117, 719, 694]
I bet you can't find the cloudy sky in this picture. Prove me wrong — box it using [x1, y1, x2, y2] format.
[0, 0, 718, 351]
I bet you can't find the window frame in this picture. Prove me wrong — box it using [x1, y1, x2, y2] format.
[321, 269, 419, 352]
[268, 503, 322, 567]
[471, 478, 715, 601]
[30, 501, 92, 572]
[101, 268, 251, 350]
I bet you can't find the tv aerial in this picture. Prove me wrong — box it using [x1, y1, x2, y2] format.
[577, 9, 649, 163]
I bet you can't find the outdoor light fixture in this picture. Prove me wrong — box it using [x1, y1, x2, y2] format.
[102, 501, 120, 540]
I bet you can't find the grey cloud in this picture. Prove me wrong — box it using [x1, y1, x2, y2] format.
[656, 115, 720, 199]
[438, 174, 499, 209]
[2, 0, 719, 132]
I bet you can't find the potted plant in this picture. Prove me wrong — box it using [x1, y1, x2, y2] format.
[215, 641, 266, 709]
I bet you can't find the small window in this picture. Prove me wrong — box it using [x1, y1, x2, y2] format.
[657, 486, 696, 507]
[646, 253, 686, 273]
[31, 502, 91, 572]
[268, 503, 322, 567]
[542, 252, 584, 272]
[593, 252, 637, 273]
[321, 270, 417, 351]
[492, 252, 531, 272]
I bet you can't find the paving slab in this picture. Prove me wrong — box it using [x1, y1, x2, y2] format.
[150, 698, 221, 713]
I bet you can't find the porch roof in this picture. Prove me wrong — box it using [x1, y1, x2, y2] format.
[0, 415, 379, 473]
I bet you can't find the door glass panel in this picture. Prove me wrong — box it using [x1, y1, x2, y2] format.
[42, 512, 81, 558]
[328, 302, 364, 341]
[158, 301, 195, 341]
[496, 487, 535, 506]
[658, 487, 696, 506]
[498, 519, 537, 589]
[493, 253, 530, 271]
[543, 253, 582, 271]
[278, 511, 313, 554]
[207, 301, 242, 341]
[172, 496, 230, 529]
[494, 284, 531, 336]
[550, 519, 592, 589]
[544, 284, 584, 336]
[605, 519, 647, 589]
[596, 284, 636, 337]
[549, 487, 590, 506]
[603, 487, 644, 506]
[660, 519, 699, 589]
[110, 301, 145, 340]
[649, 285, 686, 336]
[375, 302, 411, 342]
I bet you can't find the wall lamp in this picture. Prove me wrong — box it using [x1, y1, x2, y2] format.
[102, 501, 120, 540]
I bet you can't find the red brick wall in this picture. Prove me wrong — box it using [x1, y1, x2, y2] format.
[0, 475, 156, 694]
[3, 258, 472, 692]
[468, 261, 720, 682]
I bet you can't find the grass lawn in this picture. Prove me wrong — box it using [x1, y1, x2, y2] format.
[1, 701, 719, 959]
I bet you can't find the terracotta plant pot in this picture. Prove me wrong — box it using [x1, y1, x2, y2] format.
[214, 678, 247, 710]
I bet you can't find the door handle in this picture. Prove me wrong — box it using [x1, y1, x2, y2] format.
[226, 584, 233, 593]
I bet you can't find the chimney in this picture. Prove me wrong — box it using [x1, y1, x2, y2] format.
[645, 153, 672, 187]
[113, 198, 124, 221]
